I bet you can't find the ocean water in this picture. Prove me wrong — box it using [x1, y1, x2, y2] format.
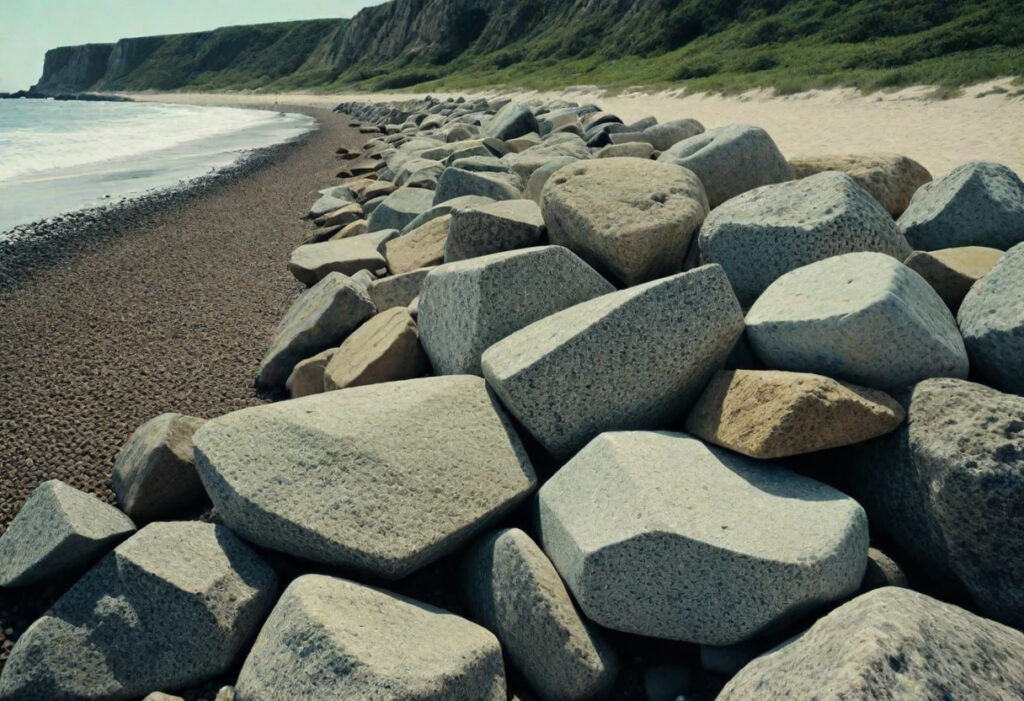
[0, 100, 316, 233]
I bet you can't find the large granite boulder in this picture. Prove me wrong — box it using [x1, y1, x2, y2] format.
[367, 267, 432, 311]
[957, 242, 1023, 394]
[367, 186, 435, 232]
[112, 412, 207, 522]
[236, 575, 506, 700]
[789, 153, 932, 216]
[461, 529, 618, 701]
[698, 171, 912, 305]
[537, 431, 868, 644]
[433, 167, 522, 205]
[419, 246, 613, 376]
[482, 265, 744, 457]
[524, 156, 579, 201]
[385, 216, 450, 274]
[322, 307, 428, 390]
[0, 480, 135, 588]
[905, 245, 1003, 313]
[256, 272, 375, 390]
[746, 252, 968, 390]
[847, 378, 1024, 627]
[541, 158, 709, 286]
[484, 101, 538, 141]
[658, 125, 791, 208]
[0, 522, 277, 700]
[898, 161, 1024, 250]
[194, 376, 535, 578]
[445, 199, 547, 262]
[718, 587, 1024, 699]
[644, 118, 705, 151]
[288, 229, 398, 286]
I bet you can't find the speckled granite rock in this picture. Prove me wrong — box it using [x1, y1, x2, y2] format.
[256, 272, 375, 390]
[717, 587, 1024, 700]
[385, 216, 450, 274]
[0, 522, 277, 701]
[746, 252, 968, 390]
[789, 153, 932, 216]
[484, 101, 538, 141]
[367, 266, 433, 310]
[445, 199, 547, 262]
[367, 186, 435, 232]
[194, 376, 535, 578]
[322, 307, 428, 390]
[525, 156, 579, 202]
[461, 529, 618, 700]
[419, 246, 612, 376]
[698, 172, 912, 305]
[434, 168, 522, 205]
[644, 118, 705, 151]
[898, 161, 1024, 250]
[957, 242, 1024, 394]
[537, 431, 868, 644]
[288, 229, 398, 286]
[0, 480, 135, 587]
[236, 575, 506, 700]
[285, 348, 336, 398]
[111, 412, 208, 522]
[541, 158, 709, 285]
[685, 370, 905, 459]
[905, 245, 1003, 312]
[847, 378, 1024, 627]
[596, 141, 655, 159]
[482, 265, 743, 457]
[860, 547, 909, 592]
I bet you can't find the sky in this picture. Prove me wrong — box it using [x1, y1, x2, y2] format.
[0, 0, 381, 91]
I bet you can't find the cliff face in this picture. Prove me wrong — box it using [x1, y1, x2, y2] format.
[33, 44, 115, 93]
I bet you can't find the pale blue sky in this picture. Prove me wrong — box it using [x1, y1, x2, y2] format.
[0, 0, 381, 91]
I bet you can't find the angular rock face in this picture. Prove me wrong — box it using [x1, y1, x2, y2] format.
[789, 153, 932, 216]
[322, 307, 428, 390]
[194, 376, 536, 578]
[285, 348, 336, 398]
[112, 412, 208, 521]
[367, 267, 432, 310]
[367, 186, 435, 232]
[236, 575, 506, 700]
[684, 370, 905, 459]
[433, 167, 522, 205]
[541, 158, 709, 286]
[898, 161, 1024, 250]
[698, 171, 912, 305]
[847, 378, 1024, 627]
[537, 432, 869, 645]
[658, 125, 792, 208]
[905, 245, 1003, 313]
[0, 480, 135, 588]
[419, 246, 613, 376]
[957, 242, 1023, 394]
[482, 265, 744, 457]
[461, 529, 618, 701]
[717, 587, 1024, 700]
[0, 522, 277, 701]
[524, 156, 579, 201]
[746, 252, 969, 390]
[256, 272, 375, 390]
[644, 118, 705, 151]
[484, 101, 539, 141]
[445, 199, 547, 262]
[385, 215, 450, 274]
[288, 229, 398, 286]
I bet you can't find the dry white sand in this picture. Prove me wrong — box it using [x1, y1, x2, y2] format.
[128, 79, 1024, 177]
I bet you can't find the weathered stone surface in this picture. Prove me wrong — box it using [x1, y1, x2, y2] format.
[433, 167, 522, 205]
[658, 125, 792, 208]
[386, 216, 450, 275]
[644, 118, 705, 151]
[596, 141, 655, 159]
[236, 575, 506, 700]
[541, 158, 709, 286]
[898, 161, 1024, 250]
[0, 522, 277, 701]
[860, 547, 909, 592]
[314, 202, 363, 228]
[256, 273, 375, 390]
[698, 171, 913, 305]
[445, 199, 547, 262]
[288, 229, 398, 286]
[322, 308, 428, 390]
[461, 528, 618, 701]
[0, 480, 135, 588]
[906, 245, 1003, 312]
[329, 218, 368, 240]
[111, 413, 208, 522]
[746, 252, 968, 390]
[482, 265, 743, 457]
[789, 153, 932, 216]
[685, 370, 905, 459]
[847, 378, 1024, 627]
[524, 156, 579, 202]
[194, 376, 536, 577]
[484, 101, 539, 141]
[717, 587, 1024, 700]
[285, 348, 336, 398]
[957, 242, 1023, 394]
[420, 246, 612, 376]
[506, 133, 543, 153]
[399, 194, 495, 234]
[367, 267, 432, 311]
[504, 142, 590, 183]
[307, 192, 352, 219]
[366, 187, 435, 232]
[537, 431, 868, 644]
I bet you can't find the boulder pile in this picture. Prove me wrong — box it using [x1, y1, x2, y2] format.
[2, 94, 1023, 700]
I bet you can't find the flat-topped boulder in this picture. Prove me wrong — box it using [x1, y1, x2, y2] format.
[288, 229, 398, 286]
[789, 153, 932, 216]
[322, 307, 428, 390]
[236, 575, 506, 700]
[482, 265, 743, 457]
[484, 101, 538, 141]
[537, 432, 868, 644]
[433, 167, 522, 204]
[445, 199, 546, 262]
[367, 266, 432, 310]
[194, 376, 535, 578]
[905, 245, 1003, 312]
[385, 215, 450, 274]
[366, 187, 435, 232]
[746, 252, 968, 390]
[644, 118, 705, 151]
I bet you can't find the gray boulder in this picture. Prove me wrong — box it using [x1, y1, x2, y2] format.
[367, 187, 435, 232]
[0, 480, 135, 588]
[287, 229, 398, 286]
[698, 171, 913, 305]
[445, 199, 546, 262]
[718, 587, 1024, 700]
[367, 266, 433, 311]
[746, 252, 968, 390]
[433, 167, 522, 205]
[524, 156, 579, 202]
[898, 161, 1024, 250]
[596, 142, 655, 159]
[399, 194, 496, 235]
[256, 272, 375, 390]
[0, 522, 277, 701]
[482, 264, 744, 457]
[537, 431, 868, 644]
[194, 376, 535, 578]
[484, 101, 539, 141]
[644, 118, 705, 151]
[307, 192, 353, 219]
[236, 575, 506, 700]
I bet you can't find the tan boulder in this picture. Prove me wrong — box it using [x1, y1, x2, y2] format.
[285, 348, 337, 398]
[314, 202, 363, 228]
[904, 246, 1002, 312]
[684, 369, 905, 459]
[322, 308, 428, 390]
[789, 153, 932, 217]
[329, 219, 369, 240]
[385, 214, 451, 274]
